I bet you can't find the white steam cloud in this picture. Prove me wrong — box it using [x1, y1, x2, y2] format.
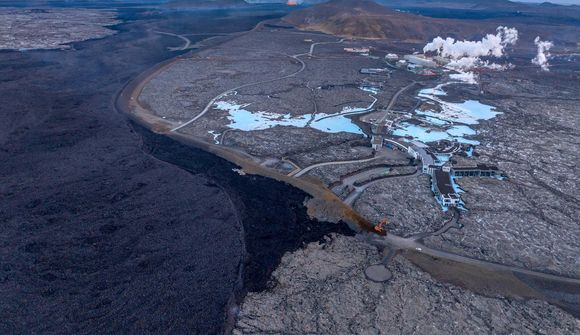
[532, 37, 553, 71]
[423, 26, 518, 71]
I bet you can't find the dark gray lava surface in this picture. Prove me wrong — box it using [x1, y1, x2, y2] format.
[0, 4, 350, 334]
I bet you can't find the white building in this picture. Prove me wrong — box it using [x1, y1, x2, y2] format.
[404, 54, 437, 68]
[371, 135, 383, 151]
[344, 47, 370, 53]
[433, 170, 461, 207]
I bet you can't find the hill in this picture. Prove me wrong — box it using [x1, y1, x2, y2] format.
[281, 0, 484, 41]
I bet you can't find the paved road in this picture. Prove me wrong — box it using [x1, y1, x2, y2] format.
[291, 150, 389, 177]
[369, 234, 580, 285]
[154, 31, 191, 51]
[308, 39, 344, 57]
[169, 17, 346, 133]
[376, 81, 418, 132]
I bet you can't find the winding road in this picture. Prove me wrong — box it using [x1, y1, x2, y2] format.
[171, 37, 347, 132]
[171, 53, 307, 132]
[408, 208, 461, 241]
[154, 31, 191, 51]
[376, 81, 419, 133]
[308, 38, 344, 57]
[343, 168, 419, 205]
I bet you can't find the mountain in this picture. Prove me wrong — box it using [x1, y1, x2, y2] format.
[377, 0, 580, 21]
[377, 0, 522, 10]
[281, 0, 484, 40]
[245, 0, 328, 3]
[166, 0, 250, 9]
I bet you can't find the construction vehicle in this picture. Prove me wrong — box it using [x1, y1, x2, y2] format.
[373, 219, 389, 235]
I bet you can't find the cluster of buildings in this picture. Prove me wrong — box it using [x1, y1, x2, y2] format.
[357, 50, 502, 209]
[369, 119, 501, 209]
[387, 54, 444, 76]
[406, 140, 501, 209]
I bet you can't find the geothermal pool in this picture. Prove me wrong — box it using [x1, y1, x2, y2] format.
[213, 98, 378, 135]
[393, 80, 501, 144]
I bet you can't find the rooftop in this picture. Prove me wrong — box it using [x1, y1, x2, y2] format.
[434, 170, 456, 196]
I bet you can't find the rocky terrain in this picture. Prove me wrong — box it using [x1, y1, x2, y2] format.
[0, 8, 120, 50]
[234, 235, 579, 335]
[354, 174, 452, 236]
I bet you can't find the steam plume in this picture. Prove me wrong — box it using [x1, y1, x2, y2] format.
[532, 37, 553, 71]
[423, 26, 518, 70]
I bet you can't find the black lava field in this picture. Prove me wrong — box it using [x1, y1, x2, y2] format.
[0, 5, 350, 334]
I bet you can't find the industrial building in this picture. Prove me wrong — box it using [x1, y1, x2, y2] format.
[360, 68, 389, 75]
[433, 170, 461, 207]
[344, 47, 370, 53]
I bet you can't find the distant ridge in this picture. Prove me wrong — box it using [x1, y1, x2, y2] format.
[166, 0, 250, 9]
[377, 0, 580, 20]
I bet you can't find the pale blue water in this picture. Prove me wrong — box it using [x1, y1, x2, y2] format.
[419, 86, 447, 97]
[418, 86, 501, 125]
[398, 81, 500, 146]
[220, 105, 310, 131]
[446, 125, 476, 137]
[393, 123, 480, 145]
[215, 101, 369, 135]
[436, 154, 450, 163]
[310, 116, 364, 134]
